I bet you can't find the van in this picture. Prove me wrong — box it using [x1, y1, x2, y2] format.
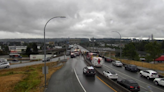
[91, 57, 104, 67]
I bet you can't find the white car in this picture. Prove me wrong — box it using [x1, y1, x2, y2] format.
[0, 59, 10, 69]
[0, 62, 10, 68]
[154, 78, 164, 86]
[140, 70, 159, 80]
[103, 70, 118, 80]
[112, 61, 123, 67]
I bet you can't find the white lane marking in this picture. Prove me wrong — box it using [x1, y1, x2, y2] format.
[104, 65, 164, 91]
[74, 68, 87, 92]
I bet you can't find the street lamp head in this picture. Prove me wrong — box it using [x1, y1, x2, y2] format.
[59, 16, 66, 18]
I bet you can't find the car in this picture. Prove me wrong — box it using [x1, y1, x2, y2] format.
[140, 70, 159, 80]
[66, 50, 71, 56]
[112, 61, 123, 67]
[104, 56, 113, 62]
[74, 51, 80, 56]
[124, 64, 138, 72]
[0, 62, 10, 68]
[117, 79, 140, 92]
[70, 52, 76, 58]
[46, 57, 51, 61]
[83, 66, 96, 76]
[103, 70, 118, 80]
[0, 58, 10, 69]
[154, 78, 164, 86]
[12, 59, 19, 62]
[42, 57, 51, 62]
[52, 55, 57, 58]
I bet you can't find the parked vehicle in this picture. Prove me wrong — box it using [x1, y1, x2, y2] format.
[104, 56, 113, 62]
[103, 70, 118, 80]
[0, 58, 10, 69]
[124, 64, 138, 72]
[91, 57, 104, 67]
[154, 78, 164, 86]
[112, 61, 123, 67]
[140, 70, 159, 80]
[117, 79, 140, 92]
[83, 66, 96, 76]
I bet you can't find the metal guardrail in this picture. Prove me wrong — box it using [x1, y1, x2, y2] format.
[82, 55, 130, 92]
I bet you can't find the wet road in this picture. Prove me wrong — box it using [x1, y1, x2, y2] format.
[78, 45, 164, 92]
[46, 55, 115, 92]
[46, 56, 84, 92]
[74, 56, 115, 92]
[101, 63, 164, 92]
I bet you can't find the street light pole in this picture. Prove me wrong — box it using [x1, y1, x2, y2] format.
[112, 31, 121, 58]
[44, 16, 66, 88]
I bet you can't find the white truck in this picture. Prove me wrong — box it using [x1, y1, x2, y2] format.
[91, 57, 104, 67]
[30, 54, 52, 61]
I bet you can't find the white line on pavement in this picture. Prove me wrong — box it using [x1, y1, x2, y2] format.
[74, 68, 87, 92]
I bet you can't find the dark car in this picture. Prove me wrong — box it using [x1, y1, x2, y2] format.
[46, 57, 51, 61]
[66, 50, 71, 56]
[104, 56, 113, 62]
[117, 79, 140, 92]
[42, 57, 51, 62]
[124, 64, 138, 72]
[83, 66, 96, 76]
[12, 59, 18, 62]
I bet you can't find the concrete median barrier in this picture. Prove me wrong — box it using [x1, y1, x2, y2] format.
[82, 55, 130, 92]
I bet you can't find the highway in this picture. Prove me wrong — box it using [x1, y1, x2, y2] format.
[78, 45, 164, 92]
[9, 56, 66, 68]
[46, 52, 115, 92]
[101, 62, 164, 92]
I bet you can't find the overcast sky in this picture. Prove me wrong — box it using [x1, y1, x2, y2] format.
[0, 0, 164, 39]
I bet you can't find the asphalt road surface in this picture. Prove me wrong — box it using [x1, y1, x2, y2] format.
[46, 52, 115, 92]
[9, 56, 66, 68]
[99, 62, 164, 92]
[78, 45, 164, 92]
[46, 56, 84, 92]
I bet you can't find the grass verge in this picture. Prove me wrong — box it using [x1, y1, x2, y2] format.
[0, 61, 64, 92]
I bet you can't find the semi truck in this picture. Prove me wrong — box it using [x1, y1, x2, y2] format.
[30, 54, 52, 60]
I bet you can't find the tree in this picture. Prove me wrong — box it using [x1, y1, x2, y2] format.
[1, 45, 9, 54]
[32, 43, 38, 54]
[161, 40, 164, 52]
[122, 42, 139, 60]
[145, 41, 162, 63]
[25, 46, 32, 56]
[135, 41, 148, 51]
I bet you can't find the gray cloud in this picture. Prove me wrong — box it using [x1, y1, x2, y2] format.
[0, 0, 164, 39]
